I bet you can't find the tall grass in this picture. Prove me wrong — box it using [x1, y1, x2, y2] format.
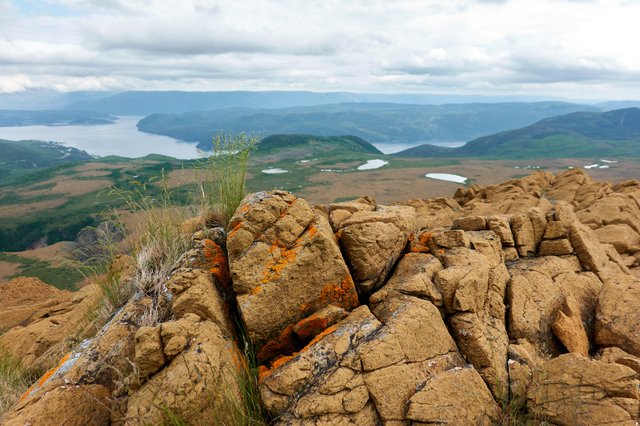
[83, 171, 192, 328]
[198, 132, 258, 226]
[0, 348, 42, 417]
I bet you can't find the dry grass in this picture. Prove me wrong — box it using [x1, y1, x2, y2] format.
[0, 261, 21, 282]
[0, 348, 41, 417]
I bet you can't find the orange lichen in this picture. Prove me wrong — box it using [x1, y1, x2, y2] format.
[299, 302, 312, 314]
[261, 240, 298, 284]
[410, 231, 433, 253]
[257, 325, 297, 363]
[227, 221, 243, 239]
[293, 315, 328, 341]
[319, 275, 359, 310]
[271, 354, 295, 370]
[258, 365, 271, 382]
[202, 239, 231, 290]
[20, 352, 71, 401]
[301, 324, 338, 351]
[250, 285, 263, 295]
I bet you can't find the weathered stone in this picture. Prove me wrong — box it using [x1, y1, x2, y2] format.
[596, 274, 640, 356]
[487, 215, 515, 246]
[406, 367, 501, 425]
[527, 353, 640, 426]
[126, 318, 242, 426]
[134, 326, 166, 377]
[507, 256, 601, 356]
[292, 305, 348, 342]
[551, 296, 589, 356]
[452, 215, 486, 231]
[544, 220, 567, 239]
[430, 229, 470, 250]
[337, 205, 416, 293]
[227, 191, 359, 354]
[538, 238, 573, 256]
[595, 224, 640, 254]
[570, 221, 626, 279]
[2, 381, 111, 426]
[369, 253, 443, 307]
[510, 214, 536, 256]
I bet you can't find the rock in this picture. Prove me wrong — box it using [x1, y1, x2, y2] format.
[259, 296, 471, 425]
[369, 253, 443, 307]
[430, 229, 470, 250]
[292, 305, 348, 342]
[126, 317, 242, 426]
[570, 222, 626, 279]
[0, 277, 69, 332]
[487, 216, 515, 246]
[227, 191, 359, 355]
[134, 326, 166, 377]
[598, 347, 640, 374]
[507, 256, 601, 356]
[510, 214, 536, 256]
[63, 295, 153, 392]
[2, 381, 111, 426]
[544, 220, 567, 239]
[160, 313, 200, 360]
[0, 284, 99, 370]
[595, 274, 640, 356]
[551, 296, 589, 356]
[336, 205, 416, 293]
[405, 366, 501, 425]
[538, 238, 573, 256]
[527, 353, 640, 426]
[401, 197, 462, 230]
[435, 243, 509, 397]
[595, 224, 640, 254]
[452, 215, 486, 231]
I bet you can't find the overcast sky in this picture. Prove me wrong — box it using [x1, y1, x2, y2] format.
[1, 0, 639, 100]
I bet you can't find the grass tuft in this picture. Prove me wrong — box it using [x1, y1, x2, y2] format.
[0, 348, 42, 417]
[198, 132, 258, 227]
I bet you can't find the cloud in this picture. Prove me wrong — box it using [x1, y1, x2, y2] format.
[0, 0, 639, 99]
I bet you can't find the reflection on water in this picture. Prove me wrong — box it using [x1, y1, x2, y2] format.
[0, 116, 202, 159]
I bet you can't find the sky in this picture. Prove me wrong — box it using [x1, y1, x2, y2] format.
[0, 0, 639, 100]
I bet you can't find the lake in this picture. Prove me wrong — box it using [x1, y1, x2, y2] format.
[0, 116, 201, 159]
[0, 116, 465, 158]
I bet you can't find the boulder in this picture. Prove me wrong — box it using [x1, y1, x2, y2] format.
[595, 274, 640, 356]
[405, 366, 501, 425]
[527, 353, 640, 426]
[227, 191, 359, 355]
[336, 205, 416, 293]
[259, 295, 477, 425]
[507, 256, 601, 356]
[2, 381, 111, 426]
[126, 316, 242, 425]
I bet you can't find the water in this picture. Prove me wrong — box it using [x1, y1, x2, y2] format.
[373, 141, 466, 154]
[0, 116, 201, 159]
[0, 117, 466, 158]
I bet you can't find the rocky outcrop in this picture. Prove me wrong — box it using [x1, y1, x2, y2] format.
[227, 191, 359, 361]
[4, 170, 640, 426]
[527, 354, 640, 426]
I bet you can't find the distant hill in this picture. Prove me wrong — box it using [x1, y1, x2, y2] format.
[395, 108, 640, 159]
[65, 90, 569, 115]
[137, 101, 598, 150]
[0, 110, 115, 126]
[0, 139, 93, 183]
[256, 134, 382, 159]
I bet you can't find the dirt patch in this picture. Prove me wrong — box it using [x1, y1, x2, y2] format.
[15, 241, 77, 263]
[0, 260, 21, 281]
[0, 198, 67, 217]
[24, 178, 111, 198]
